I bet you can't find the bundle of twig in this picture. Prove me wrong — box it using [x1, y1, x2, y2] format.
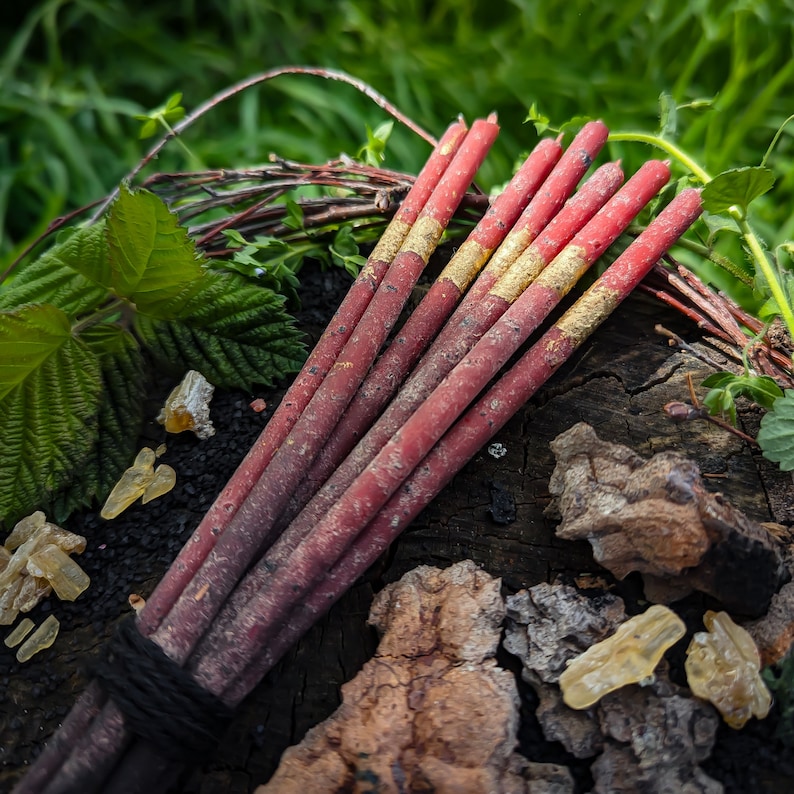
[142, 156, 489, 259]
[16, 111, 703, 794]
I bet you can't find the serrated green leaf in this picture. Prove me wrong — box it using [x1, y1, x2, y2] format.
[105, 185, 204, 307]
[50, 325, 147, 520]
[702, 167, 776, 215]
[133, 271, 305, 389]
[0, 223, 110, 318]
[758, 390, 794, 471]
[0, 327, 103, 528]
[0, 304, 73, 400]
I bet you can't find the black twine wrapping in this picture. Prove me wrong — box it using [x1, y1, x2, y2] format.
[93, 616, 234, 763]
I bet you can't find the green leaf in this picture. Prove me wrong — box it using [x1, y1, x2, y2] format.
[357, 120, 394, 167]
[524, 103, 550, 135]
[138, 118, 159, 140]
[700, 211, 741, 247]
[0, 310, 103, 528]
[758, 390, 794, 471]
[50, 325, 147, 520]
[105, 185, 205, 309]
[282, 198, 304, 231]
[740, 375, 785, 409]
[133, 271, 306, 389]
[0, 304, 72, 400]
[137, 92, 186, 139]
[0, 223, 110, 318]
[702, 371, 784, 430]
[701, 371, 738, 389]
[702, 167, 776, 216]
[702, 387, 737, 426]
[329, 225, 366, 278]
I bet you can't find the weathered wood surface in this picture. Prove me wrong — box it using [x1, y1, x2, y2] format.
[2, 285, 791, 793]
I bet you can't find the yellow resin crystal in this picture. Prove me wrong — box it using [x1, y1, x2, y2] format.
[157, 369, 215, 439]
[16, 614, 60, 663]
[27, 544, 91, 602]
[0, 513, 88, 625]
[141, 464, 177, 504]
[685, 610, 771, 729]
[559, 604, 686, 709]
[5, 617, 35, 648]
[101, 447, 176, 519]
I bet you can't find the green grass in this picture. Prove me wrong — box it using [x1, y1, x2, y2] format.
[2, 0, 793, 284]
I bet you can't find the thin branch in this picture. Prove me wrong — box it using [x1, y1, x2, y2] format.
[92, 66, 439, 220]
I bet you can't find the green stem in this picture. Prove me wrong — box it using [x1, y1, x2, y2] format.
[71, 298, 128, 335]
[158, 117, 202, 168]
[737, 214, 794, 340]
[607, 132, 711, 183]
[611, 131, 794, 346]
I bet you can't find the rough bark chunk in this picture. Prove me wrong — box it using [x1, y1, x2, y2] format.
[548, 422, 789, 616]
[255, 561, 555, 793]
[504, 582, 722, 793]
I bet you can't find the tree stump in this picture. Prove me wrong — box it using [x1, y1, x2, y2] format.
[2, 270, 792, 793]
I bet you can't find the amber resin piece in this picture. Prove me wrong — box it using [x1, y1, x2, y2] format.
[101, 447, 177, 519]
[157, 369, 215, 439]
[5, 617, 35, 648]
[685, 610, 772, 729]
[27, 544, 91, 601]
[141, 464, 177, 504]
[0, 545, 10, 574]
[559, 605, 686, 709]
[14, 574, 53, 613]
[4, 510, 47, 550]
[16, 614, 60, 663]
[1, 513, 89, 624]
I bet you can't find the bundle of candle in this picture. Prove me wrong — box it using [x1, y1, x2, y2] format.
[16, 115, 702, 794]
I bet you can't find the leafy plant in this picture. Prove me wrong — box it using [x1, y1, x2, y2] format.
[701, 371, 783, 427]
[528, 95, 794, 470]
[0, 185, 306, 529]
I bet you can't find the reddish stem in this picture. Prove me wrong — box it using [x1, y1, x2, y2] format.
[189, 160, 671, 694]
[152, 116, 500, 665]
[287, 160, 625, 534]
[224, 187, 704, 705]
[136, 118, 469, 638]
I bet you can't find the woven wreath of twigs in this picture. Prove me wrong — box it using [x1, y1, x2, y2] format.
[145, 159, 794, 392]
[143, 156, 491, 260]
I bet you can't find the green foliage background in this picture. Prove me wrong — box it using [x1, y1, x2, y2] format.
[3, 0, 794, 268]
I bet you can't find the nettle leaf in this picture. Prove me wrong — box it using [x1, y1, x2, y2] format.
[134, 271, 306, 389]
[0, 305, 103, 528]
[50, 325, 147, 521]
[105, 185, 204, 310]
[702, 167, 776, 216]
[0, 304, 73, 400]
[0, 223, 109, 318]
[758, 391, 794, 471]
